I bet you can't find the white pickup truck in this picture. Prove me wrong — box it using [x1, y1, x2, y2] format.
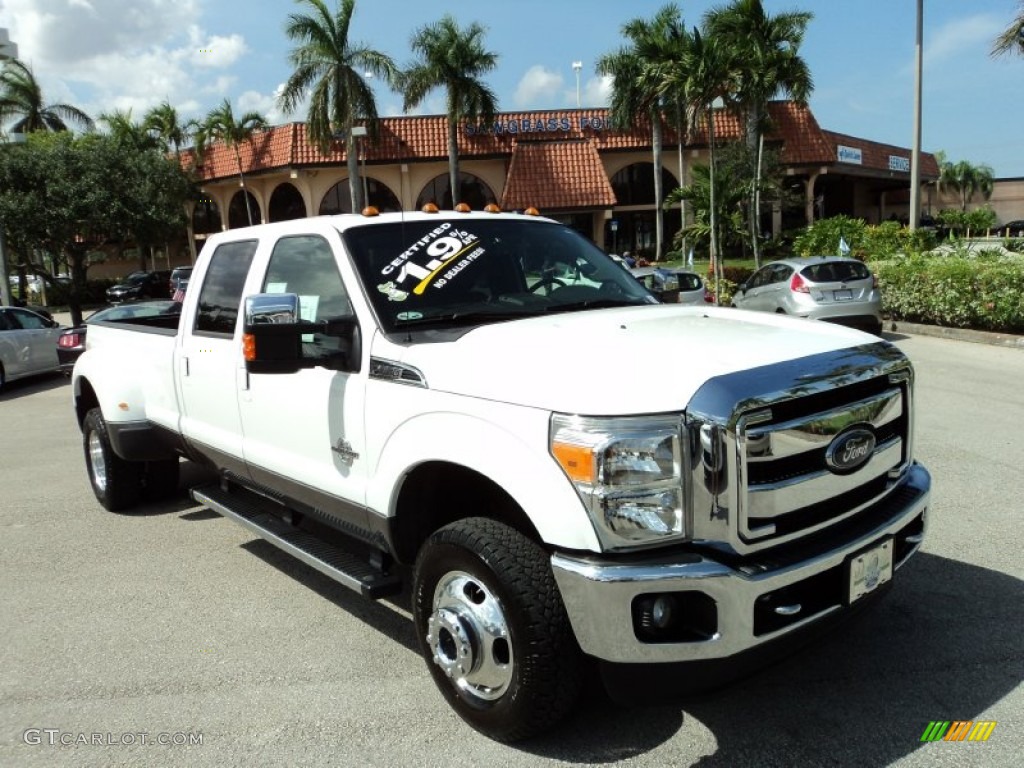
[72, 209, 930, 742]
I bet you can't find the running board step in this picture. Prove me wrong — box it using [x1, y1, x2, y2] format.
[191, 484, 401, 600]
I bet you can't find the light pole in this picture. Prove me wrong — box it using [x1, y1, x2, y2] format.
[572, 61, 582, 108]
[351, 125, 368, 212]
[909, 0, 923, 230]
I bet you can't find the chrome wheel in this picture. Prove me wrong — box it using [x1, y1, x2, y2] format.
[426, 570, 513, 702]
[88, 430, 107, 492]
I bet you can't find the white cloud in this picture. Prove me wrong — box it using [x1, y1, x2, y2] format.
[583, 74, 613, 107]
[187, 26, 247, 69]
[0, 0, 256, 126]
[238, 83, 289, 125]
[924, 13, 1002, 67]
[514, 65, 563, 108]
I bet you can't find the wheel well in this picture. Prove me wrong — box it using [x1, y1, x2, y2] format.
[75, 378, 100, 429]
[390, 462, 542, 566]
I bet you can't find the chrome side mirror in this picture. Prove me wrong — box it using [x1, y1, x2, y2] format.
[245, 293, 300, 325]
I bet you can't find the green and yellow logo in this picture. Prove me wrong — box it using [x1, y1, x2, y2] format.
[921, 720, 997, 742]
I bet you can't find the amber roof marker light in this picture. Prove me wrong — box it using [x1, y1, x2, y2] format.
[524, 207, 541, 216]
[454, 203, 471, 213]
[421, 203, 440, 213]
[484, 203, 501, 213]
[361, 206, 380, 217]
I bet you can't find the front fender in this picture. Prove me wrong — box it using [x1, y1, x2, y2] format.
[367, 410, 602, 553]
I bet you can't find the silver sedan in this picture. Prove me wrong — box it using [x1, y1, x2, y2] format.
[0, 306, 63, 391]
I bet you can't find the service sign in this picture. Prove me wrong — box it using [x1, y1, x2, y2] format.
[837, 145, 863, 165]
[888, 155, 910, 173]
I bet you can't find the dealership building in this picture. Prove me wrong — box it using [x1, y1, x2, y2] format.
[186, 101, 941, 258]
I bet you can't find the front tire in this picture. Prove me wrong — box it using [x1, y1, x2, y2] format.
[413, 517, 583, 742]
[83, 407, 142, 512]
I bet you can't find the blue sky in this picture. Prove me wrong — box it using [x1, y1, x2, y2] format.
[1, 0, 1022, 175]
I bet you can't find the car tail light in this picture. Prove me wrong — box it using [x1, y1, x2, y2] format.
[790, 273, 810, 293]
[58, 332, 82, 348]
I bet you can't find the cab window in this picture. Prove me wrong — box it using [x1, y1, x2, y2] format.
[194, 240, 258, 336]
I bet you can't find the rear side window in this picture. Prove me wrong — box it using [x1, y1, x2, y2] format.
[679, 274, 702, 291]
[194, 240, 258, 336]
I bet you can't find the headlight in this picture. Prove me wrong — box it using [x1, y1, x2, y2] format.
[550, 414, 687, 550]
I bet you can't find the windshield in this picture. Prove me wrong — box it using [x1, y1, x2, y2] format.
[341, 218, 656, 334]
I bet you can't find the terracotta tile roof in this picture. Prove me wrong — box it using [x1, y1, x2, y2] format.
[500, 139, 616, 211]
[181, 103, 936, 183]
[821, 129, 940, 179]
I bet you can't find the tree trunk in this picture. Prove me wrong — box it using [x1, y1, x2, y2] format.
[708, 107, 721, 305]
[675, 101, 687, 258]
[751, 133, 764, 269]
[234, 146, 254, 226]
[652, 110, 664, 261]
[447, 117, 460, 208]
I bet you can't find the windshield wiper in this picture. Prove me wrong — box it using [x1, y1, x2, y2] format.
[545, 298, 652, 313]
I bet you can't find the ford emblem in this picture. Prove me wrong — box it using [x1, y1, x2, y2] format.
[826, 428, 876, 473]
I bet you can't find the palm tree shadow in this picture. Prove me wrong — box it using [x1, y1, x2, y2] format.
[518, 552, 1022, 764]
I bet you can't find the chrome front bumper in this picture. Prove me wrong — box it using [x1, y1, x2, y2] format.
[551, 462, 930, 664]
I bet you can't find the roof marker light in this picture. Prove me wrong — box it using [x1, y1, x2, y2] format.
[484, 203, 501, 213]
[421, 203, 439, 213]
[361, 206, 379, 217]
[454, 202, 471, 213]
[524, 207, 540, 216]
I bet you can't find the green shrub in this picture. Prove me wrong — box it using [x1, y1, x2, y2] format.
[875, 255, 1024, 333]
[792, 215, 866, 258]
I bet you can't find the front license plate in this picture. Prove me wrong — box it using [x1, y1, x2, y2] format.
[848, 539, 893, 603]
[834, 289, 853, 301]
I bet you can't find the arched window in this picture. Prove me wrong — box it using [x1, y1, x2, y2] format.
[319, 178, 401, 215]
[609, 163, 679, 206]
[415, 172, 495, 210]
[268, 183, 307, 222]
[228, 190, 261, 229]
[192, 197, 222, 235]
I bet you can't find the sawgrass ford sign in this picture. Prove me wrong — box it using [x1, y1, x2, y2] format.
[464, 115, 611, 136]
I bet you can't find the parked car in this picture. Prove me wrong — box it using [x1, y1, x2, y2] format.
[0, 306, 63, 391]
[169, 266, 193, 296]
[105, 270, 171, 304]
[9, 296, 53, 321]
[732, 256, 883, 335]
[630, 267, 705, 305]
[993, 220, 1024, 238]
[57, 300, 182, 375]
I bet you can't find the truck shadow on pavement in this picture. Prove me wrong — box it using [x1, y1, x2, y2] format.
[182, 510, 1022, 765]
[521, 552, 1023, 764]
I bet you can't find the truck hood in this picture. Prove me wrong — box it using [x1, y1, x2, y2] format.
[388, 305, 881, 415]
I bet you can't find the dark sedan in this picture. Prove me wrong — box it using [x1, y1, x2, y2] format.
[57, 301, 181, 374]
[105, 270, 171, 304]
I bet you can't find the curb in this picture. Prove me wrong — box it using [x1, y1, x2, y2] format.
[887, 320, 1024, 350]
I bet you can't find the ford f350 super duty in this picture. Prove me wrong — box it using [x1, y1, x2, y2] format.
[72, 209, 930, 741]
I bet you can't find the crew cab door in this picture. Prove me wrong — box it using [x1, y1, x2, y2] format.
[175, 239, 258, 475]
[237, 232, 371, 529]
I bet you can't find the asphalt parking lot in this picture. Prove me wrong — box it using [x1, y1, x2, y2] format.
[1, 333, 1021, 767]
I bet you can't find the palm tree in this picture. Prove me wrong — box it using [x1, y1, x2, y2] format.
[278, 0, 398, 212]
[992, 1, 1024, 57]
[0, 58, 93, 133]
[99, 108, 160, 150]
[598, 4, 690, 261]
[938, 155, 995, 211]
[144, 101, 196, 161]
[203, 99, 268, 226]
[666, 27, 737, 302]
[399, 15, 498, 207]
[144, 101, 201, 261]
[704, 0, 813, 267]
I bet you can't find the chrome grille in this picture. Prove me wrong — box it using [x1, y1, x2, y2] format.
[685, 342, 915, 555]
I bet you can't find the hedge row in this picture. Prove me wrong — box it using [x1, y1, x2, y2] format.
[874, 255, 1024, 333]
